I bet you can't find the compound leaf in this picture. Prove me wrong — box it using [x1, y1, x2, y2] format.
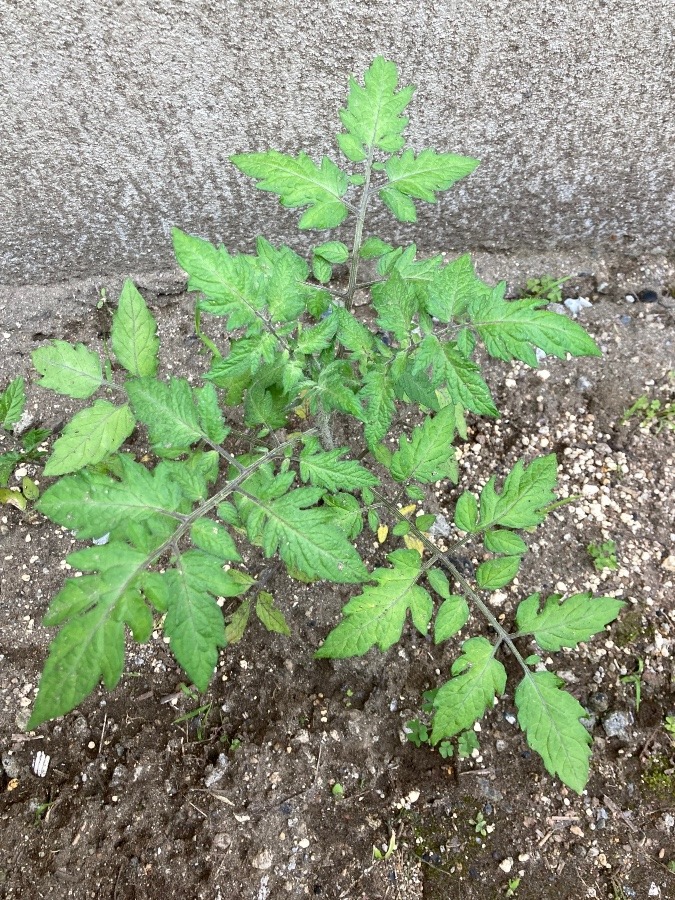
[390, 406, 457, 484]
[32, 341, 103, 399]
[0, 377, 26, 429]
[338, 56, 414, 157]
[316, 548, 430, 657]
[431, 637, 506, 742]
[44, 401, 135, 477]
[477, 455, 558, 530]
[515, 592, 625, 651]
[384, 150, 478, 203]
[470, 287, 601, 366]
[515, 671, 592, 793]
[111, 280, 159, 377]
[231, 151, 348, 229]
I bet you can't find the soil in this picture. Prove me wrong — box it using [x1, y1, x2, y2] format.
[1, 261, 674, 900]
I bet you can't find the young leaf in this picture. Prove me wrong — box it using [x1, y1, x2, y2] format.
[425, 253, 485, 322]
[371, 273, 417, 342]
[315, 549, 431, 657]
[454, 491, 479, 533]
[469, 287, 601, 367]
[256, 591, 291, 636]
[412, 335, 498, 417]
[43, 401, 135, 476]
[515, 592, 625, 651]
[338, 56, 414, 157]
[384, 150, 478, 204]
[475, 555, 521, 590]
[379, 186, 418, 223]
[0, 377, 26, 429]
[313, 241, 349, 264]
[484, 530, 528, 555]
[111, 280, 159, 377]
[515, 671, 592, 793]
[389, 406, 457, 484]
[230, 151, 349, 229]
[434, 595, 470, 643]
[32, 341, 103, 399]
[0, 452, 24, 487]
[125, 376, 203, 456]
[299, 446, 379, 491]
[225, 599, 251, 644]
[426, 567, 451, 600]
[431, 637, 506, 742]
[360, 237, 393, 259]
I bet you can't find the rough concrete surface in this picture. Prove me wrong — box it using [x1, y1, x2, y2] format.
[1, 0, 674, 289]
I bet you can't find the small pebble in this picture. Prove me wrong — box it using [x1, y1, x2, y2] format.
[251, 848, 273, 870]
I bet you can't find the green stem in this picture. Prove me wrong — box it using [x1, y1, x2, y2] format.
[345, 146, 375, 315]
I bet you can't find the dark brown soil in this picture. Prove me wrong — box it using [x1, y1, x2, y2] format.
[1, 270, 674, 900]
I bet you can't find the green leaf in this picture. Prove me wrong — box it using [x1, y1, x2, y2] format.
[0, 377, 26, 429]
[194, 383, 229, 444]
[299, 445, 379, 492]
[314, 241, 349, 264]
[469, 287, 602, 366]
[237, 483, 367, 584]
[431, 637, 506, 742]
[371, 272, 417, 342]
[111, 280, 159, 377]
[126, 376, 202, 456]
[475, 556, 521, 590]
[172, 229, 263, 329]
[190, 518, 241, 562]
[0, 452, 24, 487]
[477, 455, 558, 530]
[295, 315, 338, 355]
[426, 254, 479, 321]
[32, 341, 103, 399]
[312, 256, 332, 283]
[413, 336, 498, 417]
[390, 406, 457, 484]
[360, 237, 394, 260]
[322, 492, 364, 540]
[515, 592, 625, 651]
[454, 492, 479, 533]
[335, 308, 375, 356]
[515, 671, 592, 793]
[384, 150, 478, 203]
[379, 186, 418, 223]
[313, 361, 364, 420]
[44, 401, 135, 476]
[426, 567, 451, 600]
[256, 591, 291, 636]
[360, 367, 396, 449]
[392, 520, 410, 537]
[37, 453, 182, 540]
[435, 595, 470, 643]
[156, 450, 218, 503]
[484, 530, 528, 555]
[225, 599, 251, 643]
[338, 56, 414, 156]
[316, 549, 431, 657]
[231, 151, 348, 229]
[20, 427, 50, 454]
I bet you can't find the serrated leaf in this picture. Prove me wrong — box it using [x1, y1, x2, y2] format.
[231, 151, 348, 229]
[431, 637, 506, 742]
[111, 280, 159, 377]
[390, 406, 457, 484]
[225, 599, 251, 643]
[44, 401, 135, 476]
[478, 455, 558, 530]
[476, 555, 521, 589]
[295, 315, 338, 355]
[313, 361, 364, 421]
[415, 514, 435, 531]
[454, 491, 479, 532]
[392, 520, 410, 536]
[515, 671, 592, 793]
[156, 450, 218, 502]
[299, 446, 378, 491]
[470, 287, 601, 366]
[256, 591, 291, 636]
[322, 492, 364, 540]
[314, 241, 349, 264]
[434, 595, 470, 642]
[195, 384, 229, 444]
[126, 376, 202, 456]
[316, 548, 430, 657]
[237, 483, 367, 584]
[371, 272, 417, 342]
[413, 336, 498, 417]
[190, 518, 241, 562]
[484, 530, 528, 555]
[515, 592, 625, 651]
[360, 367, 396, 449]
[37, 453, 182, 540]
[0, 451, 23, 487]
[0, 377, 26, 429]
[32, 341, 103, 399]
[338, 56, 414, 155]
[384, 150, 478, 203]
[335, 308, 375, 356]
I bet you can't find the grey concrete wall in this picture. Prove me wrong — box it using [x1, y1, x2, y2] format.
[1, 0, 673, 287]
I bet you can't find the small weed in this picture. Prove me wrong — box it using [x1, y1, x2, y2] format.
[505, 877, 521, 897]
[664, 716, 675, 740]
[587, 540, 618, 571]
[331, 782, 345, 798]
[620, 658, 644, 712]
[621, 372, 675, 433]
[523, 275, 570, 305]
[469, 810, 494, 838]
[372, 831, 397, 861]
[457, 729, 480, 758]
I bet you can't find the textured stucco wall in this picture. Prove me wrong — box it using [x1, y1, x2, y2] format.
[1, 1, 673, 287]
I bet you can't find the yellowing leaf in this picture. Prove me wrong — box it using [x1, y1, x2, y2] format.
[377, 524, 389, 544]
[403, 534, 425, 555]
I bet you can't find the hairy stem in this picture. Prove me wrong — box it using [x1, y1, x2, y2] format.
[345, 146, 375, 315]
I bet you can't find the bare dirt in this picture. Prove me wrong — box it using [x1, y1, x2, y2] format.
[0, 261, 674, 900]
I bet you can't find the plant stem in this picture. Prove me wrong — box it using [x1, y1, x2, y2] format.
[345, 146, 375, 315]
[317, 407, 335, 450]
